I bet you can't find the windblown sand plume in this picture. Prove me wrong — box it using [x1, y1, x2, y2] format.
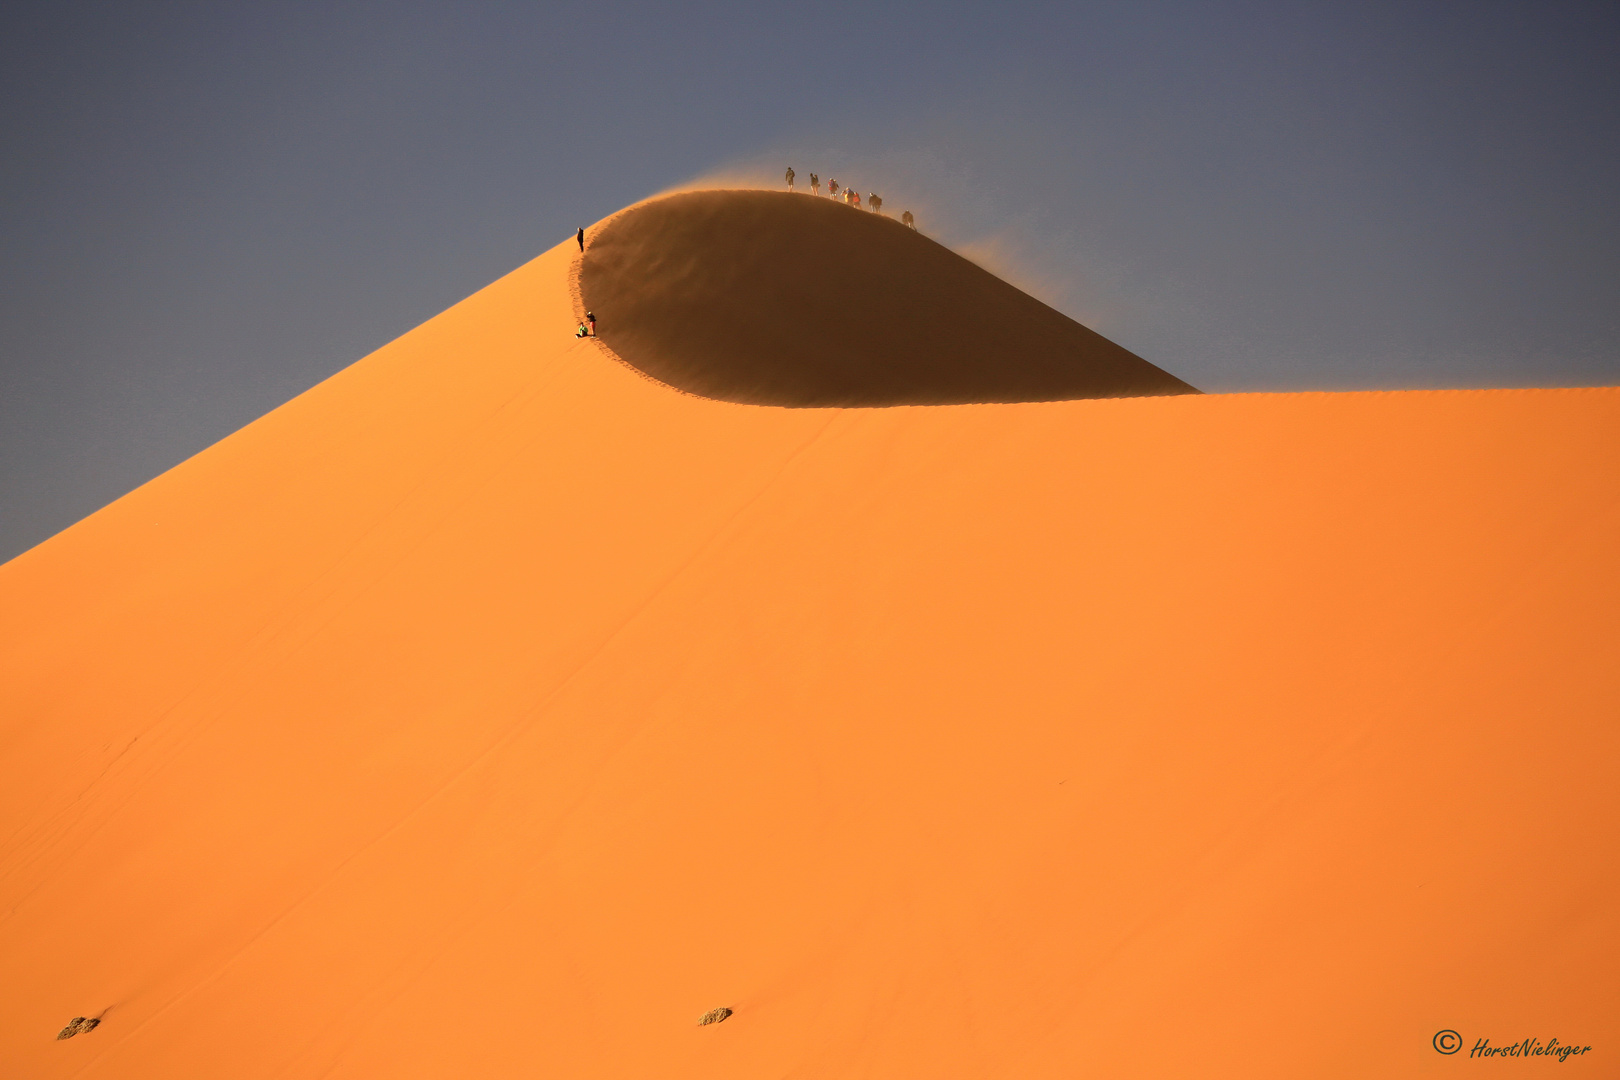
[1, 189, 1615, 1079]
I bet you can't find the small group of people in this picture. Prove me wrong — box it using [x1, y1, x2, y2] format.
[785, 167, 915, 229]
[574, 310, 597, 338]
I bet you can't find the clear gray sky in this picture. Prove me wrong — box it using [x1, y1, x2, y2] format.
[3, 0, 1617, 562]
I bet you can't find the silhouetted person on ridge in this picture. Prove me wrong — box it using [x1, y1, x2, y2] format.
[785, 166, 795, 191]
[810, 173, 820, 195]
[869, 193, 882, 215]
[828, 178, 840, 200]
[901, 210, 915, 230]
[576, 227, 584, 251]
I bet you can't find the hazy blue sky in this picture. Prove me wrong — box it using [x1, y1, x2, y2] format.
[3, 1, 1617, 561]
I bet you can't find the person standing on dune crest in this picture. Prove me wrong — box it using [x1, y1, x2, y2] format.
[901, 210, 915, 229]
[810, 173, 820, 195]
[869, 193, 882, 215]
[785, 166, 795, 191]
[828, 178, 840, 200]
[576, 227, 584, 251]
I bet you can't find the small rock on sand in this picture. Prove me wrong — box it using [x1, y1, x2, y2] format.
[697, 1006, 733, 1026]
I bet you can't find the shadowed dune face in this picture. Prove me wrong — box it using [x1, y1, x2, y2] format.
[580, 189, 1197, 406]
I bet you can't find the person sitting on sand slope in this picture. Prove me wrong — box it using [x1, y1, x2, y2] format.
[575, 321, 590, 338]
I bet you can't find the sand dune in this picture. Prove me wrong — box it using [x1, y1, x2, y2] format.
[1, 192, 1615, 1079]
[581, 190, 1196, 405]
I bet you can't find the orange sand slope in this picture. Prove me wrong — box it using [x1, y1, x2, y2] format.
[2, 196, 1617, 1079]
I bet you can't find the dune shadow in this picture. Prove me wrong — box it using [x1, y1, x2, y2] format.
[579, 190, 1197, 407]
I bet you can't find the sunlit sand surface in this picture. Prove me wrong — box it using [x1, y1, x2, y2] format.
[2, 191, 1614, 1078]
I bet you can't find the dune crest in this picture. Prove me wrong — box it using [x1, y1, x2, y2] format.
[579, 189, 1196, 406]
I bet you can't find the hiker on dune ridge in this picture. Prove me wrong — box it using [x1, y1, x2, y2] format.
[785, 166, 795, 191]
[810, 173, 820, 195]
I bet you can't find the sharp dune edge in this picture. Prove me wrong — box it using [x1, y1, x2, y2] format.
[2, 191, 1616, 1079]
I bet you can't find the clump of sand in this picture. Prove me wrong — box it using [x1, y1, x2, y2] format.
[56, 1016, 100, 1040]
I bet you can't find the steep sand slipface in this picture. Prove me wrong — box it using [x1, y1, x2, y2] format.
[0, 197, 1616, 1079]
[580, 189, 1197, 405]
